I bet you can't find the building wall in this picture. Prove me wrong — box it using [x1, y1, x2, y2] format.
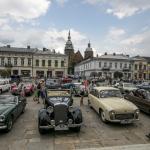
[64, 49, 74, 59]
[75, 51, 84, 63]
[84, 51, 93, 59]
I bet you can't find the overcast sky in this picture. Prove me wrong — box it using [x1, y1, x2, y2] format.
[0, 0, 150, 57]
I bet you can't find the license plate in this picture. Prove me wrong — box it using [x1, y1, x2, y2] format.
[18, 92, 20, 94]
[55, 124, 68, 130]
[121, 120, 132, 124]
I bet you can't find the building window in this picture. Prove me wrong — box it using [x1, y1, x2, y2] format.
[144, 65, 146, 70]
[48, 60, 51, 66]
[104, 62, 107, 67]
[55, 60, 58, 66]
[21, 59, 24, 66]
[69, 52, 70, 55]
[129, 64, 131, 69]
[99, 62, 101, 68]
[42, 60, 45, 66]
[109, 62, 112, 68]
[28, 59, 31, 66]
[115, 63, 117, 69]
[8, 58, 11, 64]
[36, 60, 39, 66]
[124, 64, 127, 68]
[14, 59, 17, 65]
[1, 58, 4, 65]
[61, 61, 64, 67]
[120, 63, 122, 69]
[139, 64, 142, 70]
[135, 64, 137, 70]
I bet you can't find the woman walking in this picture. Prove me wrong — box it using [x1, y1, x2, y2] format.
[79, 81, 85, 107]
[18, 83, 24, 97]
[85, 79, 88, 90]
[33, 82, 38, 101]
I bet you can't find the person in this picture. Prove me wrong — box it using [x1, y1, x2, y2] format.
[44, 75, 47, 82]
[88, 81, 96, 93]
[18, 83, 24, 97]
[33, 82, 38, 101]
[63, 77, 65, 84]
[5, 76, 7, 79]
[67, 83, 74, 88]
[114, 82, 120, 88]
[37, 80, 45, 104]
[24, 85, 26, 97]
[78, 77, 80, 83]
[9, 76, 11, 83]
[53, 80, 59, 86]
[109, 77, 112, 86]
[79, 81, 85, 106]
[85, 79, 88, 89]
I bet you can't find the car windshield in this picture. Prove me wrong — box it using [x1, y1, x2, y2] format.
[124, 84, 135, 88]
[49, 97, 69, 102]
[19, 82, 32, 86]
[47, 90, 70, 96]
[100, 90, 123, 98]
[142, 83, 149, 86]
[0, 96, 17, 104]
[74, 84, 81, 89]
[46, 80, 55, 85]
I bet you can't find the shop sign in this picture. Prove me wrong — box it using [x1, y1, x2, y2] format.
[21, 70, 30, 73]
[48, 69, 55, 71]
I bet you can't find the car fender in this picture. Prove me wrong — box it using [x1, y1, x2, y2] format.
[72, 108, 82, 124]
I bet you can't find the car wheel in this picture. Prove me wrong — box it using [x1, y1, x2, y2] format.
[100, 110, 108, 124]
[38, 120, 45, 134]
[88, 100, 92, 108]
[29, 91, 32, 96]
[21, 107, 25, 114]
[75, 126, 81, 132]
[4, 116, 13, 133]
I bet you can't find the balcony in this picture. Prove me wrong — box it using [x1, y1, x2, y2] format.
[123, 67, 130, 72]
[102, 66, 110, 71]
[5, 63, 12, 67]
[139, 69, 144, 73]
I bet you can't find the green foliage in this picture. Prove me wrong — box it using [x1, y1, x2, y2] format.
[68, 55, 77, 74]
[114, 71, 123, 79]
[90, 72, 98, 78]
[0, 71, 10, 77]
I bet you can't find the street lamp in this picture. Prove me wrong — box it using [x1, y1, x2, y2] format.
[64, 58, 66, 77]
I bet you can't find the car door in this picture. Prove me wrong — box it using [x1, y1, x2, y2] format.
[118, 84, 123, 93]
[17, 97, 24, 115]
[133, 95, 143, 110]
[88, 90, 95, 107]
[92, 90, 100, 113]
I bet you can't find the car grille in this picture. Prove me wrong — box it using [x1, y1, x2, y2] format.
[54, 104, 68, 126]
[115, 114, 134, 120]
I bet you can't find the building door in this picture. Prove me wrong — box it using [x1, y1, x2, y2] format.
[13, 70, 18, 75]
[36, 71, 44, 78]
[47, 71, 52, 78]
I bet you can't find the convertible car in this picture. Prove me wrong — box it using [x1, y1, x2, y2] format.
[38, 87, 82, 134]
[0, 95, 27, 132]
[72, 83, 88, 97]
[88, 87, 140, 124]
[124, 89, 150, 114]
[136, 82, 150, 90]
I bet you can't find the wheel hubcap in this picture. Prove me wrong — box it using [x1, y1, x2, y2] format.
[101, 111, 105, 121]
[8, 117, 12, 130]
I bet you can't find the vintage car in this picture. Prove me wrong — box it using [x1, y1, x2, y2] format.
[118, 83, 138, 94]
[0, 95, 27, 132]
[88, 87, 140, 124]
[0, 79, 11, 95]
[124, 89, 150, 114]
[38, 87, 82, 134]
[136, 82, 150, 90]
[72, 83, 88, 97]
[45, 78, 60, 86]
[11, 82, 34, 96]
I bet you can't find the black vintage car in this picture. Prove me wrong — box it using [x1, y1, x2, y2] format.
[38, 87, 82, 134]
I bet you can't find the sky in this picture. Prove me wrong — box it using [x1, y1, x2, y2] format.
[0, 0, 150, 57]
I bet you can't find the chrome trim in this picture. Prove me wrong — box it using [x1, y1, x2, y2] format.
[39, 125, 55, 129]
[54, 103, 68, 106]
[0, 125, 7, 129]
[108, 119, 139, 123]
[68, 123, 82, 127]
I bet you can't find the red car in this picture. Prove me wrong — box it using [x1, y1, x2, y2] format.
[11, 82, 34, 96]
[58, 78, 72, 83]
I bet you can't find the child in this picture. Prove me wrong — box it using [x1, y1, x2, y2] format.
[33, 82, 38, 101]
[18, 83, 24, 97]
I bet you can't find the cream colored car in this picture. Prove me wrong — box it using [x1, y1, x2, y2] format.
[88, 87, 140, 124]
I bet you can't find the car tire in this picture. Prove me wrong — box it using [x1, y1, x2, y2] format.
[75, 126, 81, 132]
[100, 110, 108, 124]
[88, 100, 92, 108]
[4, 116, 13, 133]
[21, 107, 25, 114]
[38, 120, 45, 134]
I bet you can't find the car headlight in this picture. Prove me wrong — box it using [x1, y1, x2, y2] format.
[47, 106, 54, 113]
[109, 110, 115, 115]
[69, 106, 74, 113]
[135, 109, 140, 114]
[0, 115, 5, 122]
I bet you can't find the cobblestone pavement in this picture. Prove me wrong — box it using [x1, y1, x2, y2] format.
[0, 90, 150, 150]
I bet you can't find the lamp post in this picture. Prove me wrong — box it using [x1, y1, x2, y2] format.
[64, 58, 66, 77]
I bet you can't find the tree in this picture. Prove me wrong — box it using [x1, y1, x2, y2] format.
[114, 71, 123, 79]
[90, 72, 98, 78]
[0, 71, 10, 77]
[68, 55, 77, 74]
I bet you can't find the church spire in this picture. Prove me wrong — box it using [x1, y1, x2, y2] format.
[68, 30, 71, 41]
[88, 39, 91, 47]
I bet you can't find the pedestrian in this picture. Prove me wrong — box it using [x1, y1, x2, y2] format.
[37, 79, 45, 104]
[85, 79, 88, 90]
[44, 75, 47, 82]
[88, 81, 96, 93]
[5, 76, 7, 79]
[114, 82, 120, 88]
[33, 82, 38, 101]
[53, 80, 59, 86]
[79, 81, 85, 107]
[18, 83, 24, 97]
[78, 77, 80, 83]
[24, 85, 26, 97]
[67, 82, 74, 88]
[63, 77, 65, 84]
[109, 77, 112, 86]
[9, 76, 11, 83]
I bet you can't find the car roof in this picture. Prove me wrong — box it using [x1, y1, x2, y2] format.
[93, 87, 119, 92]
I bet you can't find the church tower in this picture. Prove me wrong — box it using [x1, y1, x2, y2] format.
[64, 30, 74, 59]
[84, 41, 93, 59]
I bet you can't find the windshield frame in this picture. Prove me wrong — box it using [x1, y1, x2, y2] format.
[18, 82, 32, 87]
[0, 96, 18, 104]
[123, 83, 135, 88]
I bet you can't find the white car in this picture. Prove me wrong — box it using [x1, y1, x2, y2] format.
[0, 79, 11, 95]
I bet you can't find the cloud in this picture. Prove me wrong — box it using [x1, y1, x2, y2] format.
[0, 0, 50, 23]
[84, 0, 150, 19]
[56, 37, 65, 42]
[141, 26, 149, 31]
[105, 27, 125, 43]
[1, 25, 12, 31]
[0, 18, 9, 26]
[55, 0, 69, 5]
[0, 33, 15, 44]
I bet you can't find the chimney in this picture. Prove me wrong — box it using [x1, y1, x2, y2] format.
[7, 45, 10, 48]
[43, 47, 46, 51]
[90, 57, 94, 60]
[27, 46, 30, 49]
[113, 53, 115, 55]
[105, 52, 107, 55]
[97, 54, 98, 57]
[126, 55, 129, 57]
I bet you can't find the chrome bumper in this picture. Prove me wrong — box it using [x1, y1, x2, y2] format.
[0, 125, 7, 130]
[108, 119, 140, 124]
[68, 123, 82, 127]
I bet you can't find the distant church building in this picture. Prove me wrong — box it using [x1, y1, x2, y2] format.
[84, 42, 93, 59]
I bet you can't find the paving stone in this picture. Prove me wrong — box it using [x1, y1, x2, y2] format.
[54, 143, 75, 150]
[54, 136, 79, 144]
[0, 139, 15, 150]
[10, 139, 28, 150]
[25, 140, 53, 150]
[75, 142, 102, 149]
[29, 138, 41, 142]
[23, 130, 41, 139]
[101, 132, 126, 140]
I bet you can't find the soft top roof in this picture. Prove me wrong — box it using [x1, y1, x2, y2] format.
[93, 87, 119, 92]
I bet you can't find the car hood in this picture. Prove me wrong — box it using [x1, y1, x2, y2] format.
[124, 87, 138, 91]
[12, 86, 19, 90]
[0, 104, 14, 115]
[102, 98, 134, 113]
